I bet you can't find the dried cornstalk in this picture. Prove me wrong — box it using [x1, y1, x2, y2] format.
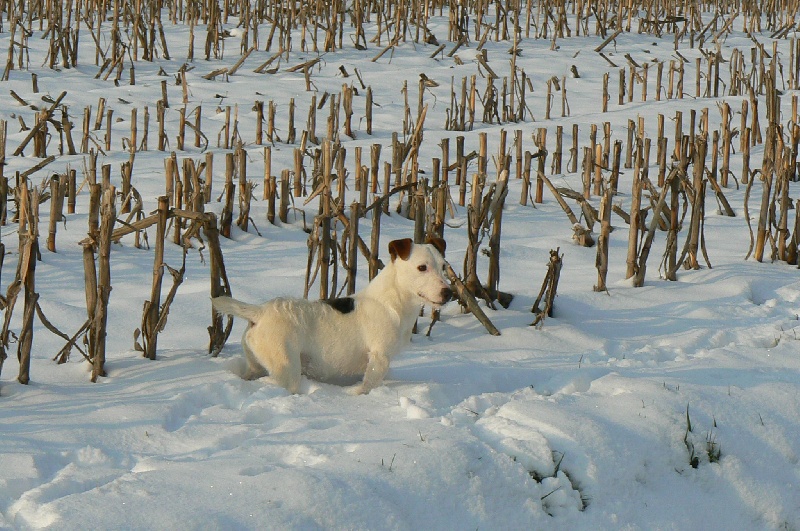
[16, 91, 66, 153]
[46, 175, 62, 252]
[206, 213, 234, 356]
[91, 186, 116, 382]
[633, 163, 686, 288]
[594, 188, 612, 292]
[531, 249, 563, 328]
[541, 172, 594, 247]
[136, 196, 169, 360]
[443, 262, 500, 336]
[12, 180, 38, 385]
[486, 170, 509, 303]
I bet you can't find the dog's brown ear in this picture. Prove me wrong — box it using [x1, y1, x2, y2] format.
[388, 238, 413, 262]
[426, 236, 446, 257]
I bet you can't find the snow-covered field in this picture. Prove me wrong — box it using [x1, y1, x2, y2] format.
[2, 3, 800, 529]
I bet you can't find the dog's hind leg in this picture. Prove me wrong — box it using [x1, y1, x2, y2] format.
[242, 339, 268, 380]
[270, 363, 301, 394]
[247, 333, 301, 394]
[264, 345, 302, 394]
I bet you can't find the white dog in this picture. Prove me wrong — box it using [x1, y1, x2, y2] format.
[211, 238, 451, 395]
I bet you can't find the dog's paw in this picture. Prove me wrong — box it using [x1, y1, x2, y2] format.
[347, 384, 368, 396]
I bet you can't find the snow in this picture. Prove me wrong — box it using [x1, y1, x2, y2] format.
[2, 5, 800, 530]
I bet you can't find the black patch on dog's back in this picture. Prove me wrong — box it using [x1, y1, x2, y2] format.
[322, 297, 355, 314]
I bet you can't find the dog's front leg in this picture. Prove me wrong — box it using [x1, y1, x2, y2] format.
[348, 352, 390, 395]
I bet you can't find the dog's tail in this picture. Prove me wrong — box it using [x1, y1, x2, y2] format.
[211, 296, 263, 324]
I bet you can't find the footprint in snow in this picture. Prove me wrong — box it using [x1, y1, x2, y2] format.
[445, 392, 587, 515]
[6, 446, 129, 529]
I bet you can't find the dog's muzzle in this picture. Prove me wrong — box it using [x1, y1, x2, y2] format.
[437, 286, 454, 305]
[419, 286, 454, 306]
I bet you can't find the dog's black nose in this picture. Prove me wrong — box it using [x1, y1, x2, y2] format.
[440, 287, 454, 303]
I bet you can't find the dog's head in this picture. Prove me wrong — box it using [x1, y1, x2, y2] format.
[388, 237, 453, 306]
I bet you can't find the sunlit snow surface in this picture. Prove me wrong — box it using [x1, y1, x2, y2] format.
[2, 7, 800, 530]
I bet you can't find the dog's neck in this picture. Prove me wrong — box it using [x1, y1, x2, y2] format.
[359, 264, 420, 321]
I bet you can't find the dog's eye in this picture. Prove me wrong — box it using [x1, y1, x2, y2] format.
[417, 265, 427, 272]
